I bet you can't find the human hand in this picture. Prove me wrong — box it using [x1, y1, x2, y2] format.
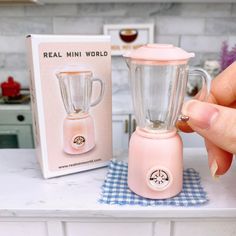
[178, 62, 236, 178]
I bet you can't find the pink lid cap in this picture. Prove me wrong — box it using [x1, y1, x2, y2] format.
[124, 44, 195, 61]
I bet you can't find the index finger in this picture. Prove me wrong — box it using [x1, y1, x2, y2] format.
[210, 62, 236, 106]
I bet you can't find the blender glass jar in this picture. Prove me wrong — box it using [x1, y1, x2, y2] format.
[57, 71, 93, 115]
[129, 62, 188, 133]
[57, 71, 104, 116]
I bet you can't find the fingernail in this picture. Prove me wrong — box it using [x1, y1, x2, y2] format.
[182, 100, 219, 129]
[210, 159, 220, 179]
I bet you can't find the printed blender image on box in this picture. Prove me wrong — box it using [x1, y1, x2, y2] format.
[56, 67, 104, 155]
[26, 35, 112, 178]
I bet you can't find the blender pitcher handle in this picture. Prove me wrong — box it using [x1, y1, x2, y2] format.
[179, 67, 211, 122]
[189, 67, 211, 101]
[90, 78, 105, 107]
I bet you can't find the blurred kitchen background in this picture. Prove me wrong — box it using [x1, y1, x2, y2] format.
[0, 1, 235, 154]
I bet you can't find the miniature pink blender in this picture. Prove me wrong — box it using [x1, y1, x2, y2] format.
[57, 69, 104, 155]
[124, 44, 210, 199]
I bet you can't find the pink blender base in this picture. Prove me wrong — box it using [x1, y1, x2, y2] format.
[128, 128, 183, 199]
[63, 113, 95, 155]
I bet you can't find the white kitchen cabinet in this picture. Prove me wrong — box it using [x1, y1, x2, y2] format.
[112, 113, 138, 156]
[0, 222, 47, 236]
[0, 219, 235, 236]
[0, 149, 235, 235]
[65, 222, 153, 236]
[112, 114, 130, 156]
[172, 221, 236, 236]
[0, 104, 34, 148]
[0, 125, 34, 148]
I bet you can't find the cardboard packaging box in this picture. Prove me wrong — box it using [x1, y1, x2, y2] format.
[26, 35, 112, 178]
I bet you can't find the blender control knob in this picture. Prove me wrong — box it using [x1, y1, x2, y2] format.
[147, 167, 172, 191]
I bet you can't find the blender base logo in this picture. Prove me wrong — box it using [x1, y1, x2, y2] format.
[72, 135, 86, 149]
[147, 167, 172, 191]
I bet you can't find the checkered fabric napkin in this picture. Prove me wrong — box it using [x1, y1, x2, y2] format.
[99, 159, 208, 206]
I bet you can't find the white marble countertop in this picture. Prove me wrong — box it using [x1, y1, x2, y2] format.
[0, 148, 235, 219]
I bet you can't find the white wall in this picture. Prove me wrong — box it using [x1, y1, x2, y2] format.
[0, 2, 235, 89]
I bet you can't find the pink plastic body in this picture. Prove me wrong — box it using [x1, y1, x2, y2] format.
[128, 128, 183, 199]
[63, 114, 95, 155]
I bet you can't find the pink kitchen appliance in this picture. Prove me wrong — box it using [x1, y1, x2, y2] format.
[124, 44, 210, 199]
[57, 69, 104, 155]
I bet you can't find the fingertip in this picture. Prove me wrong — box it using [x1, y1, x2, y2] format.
[207, 141, 233, 176]
[215, 153, 233, 175]
[176, 120, 193, 133]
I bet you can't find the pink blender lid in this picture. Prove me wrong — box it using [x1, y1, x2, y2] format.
[124, 44, 195, 61]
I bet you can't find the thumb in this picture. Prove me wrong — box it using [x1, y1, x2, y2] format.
[182, 100, 236, 154]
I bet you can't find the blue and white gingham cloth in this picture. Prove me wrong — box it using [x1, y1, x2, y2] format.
[99, 159, 208, 206]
